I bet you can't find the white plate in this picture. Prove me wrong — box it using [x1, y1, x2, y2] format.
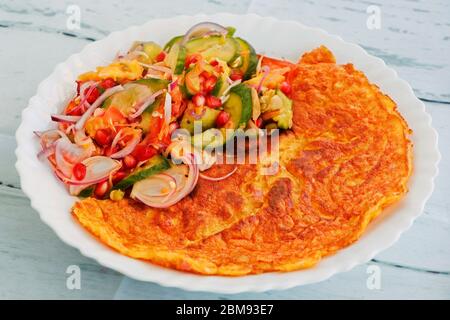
[15, 13, 440, 293]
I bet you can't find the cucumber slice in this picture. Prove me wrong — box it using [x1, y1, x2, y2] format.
[185, 36, 239, 62]
[180, 107, 221, 135]
[101, 83, 153, 115]
[163, 35, 183, 52]
[130, 79, 169, 133]
[234, 38, 258, 80]
[139, 96, 163, 133]
[192, 128, 236, 150]
[185, 68, 201, 95]
[223, 83, 253, 129]
[112, 155, 170, 191]
[179, 83, 191, 99]
[165, 43, 186, 75]
[211, 74, 229, 97]
[78, 186, 94, 198]
[142, 42, 162, 63]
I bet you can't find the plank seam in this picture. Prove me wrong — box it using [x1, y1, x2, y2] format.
[371, 259, 450, 276]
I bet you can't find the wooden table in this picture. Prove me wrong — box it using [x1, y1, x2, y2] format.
[1, 0, 449, 299]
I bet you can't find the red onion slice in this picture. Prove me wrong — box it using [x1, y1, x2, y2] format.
[75, 85, 124, 130]
[256, 66, 270, 92]
[69, 81, 98, 115]
[51, 114, 81, 123]
[189, 107, 206, 120]
[181, 22, 228, 45]
[169, 78, 179, 91]
[131, 173, 177, 198]
[109, 130, 141, 159]
[163, 90, 172, 125]
[220, 79, 242, 99]
[138, 62, 173, 75]
[128, 89, 164, 119]
[37, 144, 56, 160]
[79, 81, 95, 101]
[56, 156, 121, 186]
[131, 154, 198, 208]
[35, 129, 66, 149]
[54, 137, 92, 177]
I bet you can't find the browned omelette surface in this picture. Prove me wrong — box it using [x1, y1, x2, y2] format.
[73, 46, 412, 275]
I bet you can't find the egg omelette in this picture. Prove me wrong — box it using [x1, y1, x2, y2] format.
[73, 46, 413, 275]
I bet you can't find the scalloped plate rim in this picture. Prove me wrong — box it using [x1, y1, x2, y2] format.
[15, 13, 440, 294]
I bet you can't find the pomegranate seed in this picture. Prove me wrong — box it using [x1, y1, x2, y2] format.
[216, 111, 230, 128]
[209, 59, 219, 66]
[100, 78, 116, 89]
[132, 145, 157, 162]
[205, 95, 222, 108]
[95, 129, 113, 146]
[203, 76, 217, 93]
[192, 93, 206, 107]
[94, 180, 110, 198]
[84, 86, 100, 104]
[123, 154, 137, 169]
[155, 51, 166, 62]
[280, 81, 292, 95]
[72, 163, 87, 180]
[184, 54, 199, 68]
[230, 72, 243, 81]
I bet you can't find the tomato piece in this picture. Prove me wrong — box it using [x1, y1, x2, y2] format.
[260, 56, 294, 70]
[100, 78, 116, 89]
[104, 106, 126, 123]
[72, 163, 87, 180]
[216, 111, 230, 128]
[65, 100, 83, 116]
[169, 85, 185, 118]
[132, 144, 158, 162]
[104, 145, 118, 156]
[84, 86, 100, 104]
[205, 95, 222, 108]
[95, 128, 113, 146]
[209, 59, 219, 67]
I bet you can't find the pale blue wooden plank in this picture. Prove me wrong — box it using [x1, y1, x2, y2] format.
[113, 263, 450, 299]
[0, 191, 124, 299]
[247, 0, 450, 102]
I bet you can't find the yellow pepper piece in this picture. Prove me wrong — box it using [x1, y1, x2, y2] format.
[78, 60, 144, 82]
